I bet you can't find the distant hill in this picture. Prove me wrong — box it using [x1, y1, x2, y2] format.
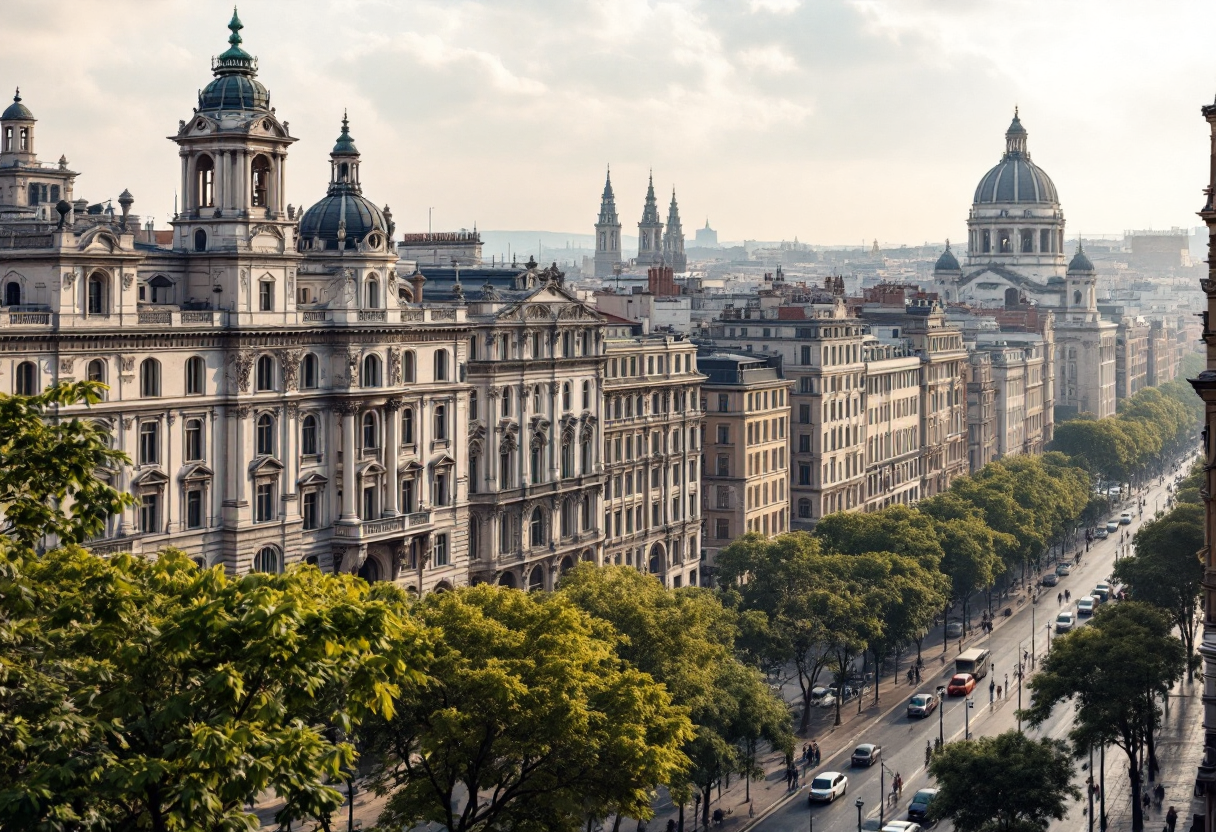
[480, 230, 639, 265]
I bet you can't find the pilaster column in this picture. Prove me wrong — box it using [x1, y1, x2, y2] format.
[548, 382, 559, 481]
[338, 403, 359, 520]
[229, 405, 249, 507]
[384, 398, 401, 515]
[284, 403, 298, 509]
[487, 389, 500, 485]
[416, 398, 429, 508]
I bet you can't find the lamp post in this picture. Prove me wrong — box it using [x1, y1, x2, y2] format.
[965, 697, 974, 740]
[1030, 597, 1036, 669]
[856, 799, 865, 832]
[937, 686, 946, 746]
[879, 763, 885, 827]
[1016, 661, 1023, 733]
[1046, 622, 1053, 653]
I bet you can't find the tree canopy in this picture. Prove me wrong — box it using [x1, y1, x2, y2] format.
[927, 730, 1079, 832]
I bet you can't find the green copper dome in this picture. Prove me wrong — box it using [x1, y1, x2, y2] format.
[2, 89, 33, 121]
[198, 9, 270, 113]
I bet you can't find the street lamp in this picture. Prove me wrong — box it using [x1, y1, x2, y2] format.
[936, 686, 946, 746]
[965, 697, 974, 740]
[1046, 622, 1053, 652]
[856, 799, 865, 832]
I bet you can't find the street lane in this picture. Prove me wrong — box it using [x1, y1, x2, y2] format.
[754, 465, 1190, 832]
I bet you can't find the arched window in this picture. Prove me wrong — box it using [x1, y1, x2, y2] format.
[363, 412, 378, 449]
[530, 445, 542, 484]
[500, 447, 513, 488]
[194, 229, 207, 252]
[185, 418, 204, 461]
[196, 155, 215, 208]
[581, 436, 592, 473]
[140, 358, 160, 397]
[402, 408, 414, 445]
[86, 359, 105, 385]
[3, 281, 20, 306]
[302, 353, 319, 388]
[301, 414, 318, 455]
[256, 413, 275, 456]
[147, 275, 173, 305]
[562, 383, 571, 411]
[582, 380, 591, 410]
[256, 355, 275, 391]
[362, 354, 381, 388]
[561, 438, 573, 478]
[250, 154, 271, 208]
[468, 335, 478, 360]
[14, 360, 36, 395]
[434, 349, 449, 381]
[528, 567, 544, 591]
[87, 273, 106, 314]
[253, 546, 281, 574]
[366, 277, 379, 309]
[185, 356, 205, 395]
[402, 351, 415, 383]
[530, 507, 546, 547]
[434, 403, 447, 440]
[357, 557, 380, 583]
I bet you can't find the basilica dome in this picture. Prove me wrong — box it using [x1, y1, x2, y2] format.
[972, 111, 1058, 206]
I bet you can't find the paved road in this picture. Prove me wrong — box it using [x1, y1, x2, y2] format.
[754, 467, 1189, 832]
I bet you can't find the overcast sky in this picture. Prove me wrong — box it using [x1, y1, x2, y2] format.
[6, 0, 1215, 245]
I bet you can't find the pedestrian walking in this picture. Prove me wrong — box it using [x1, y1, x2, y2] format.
[1058, 592, 1063, 606]
[813, 740, 821, 765]
[667, 819, 677, 832]
[989, 678, 996, 703]
[1065, 590, 1071, 602]
[1142, 790, 1151, 815]
[925, 741, 932, 766]
[1167, 806, 1178, 832]
[915, 666, 922, 683]
[997, 684, 1003, 699]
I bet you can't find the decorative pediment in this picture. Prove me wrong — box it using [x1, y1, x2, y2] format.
[249, 455, 285, 477]
[402, 460, 425, 476]
[178, 462, 214, 482]
[78, 227, 121, 253]
[358, 460, 386, 477]
[431, 454, 456, 468]
[131, 468, 169, 487]
[298, 471, 329, 487]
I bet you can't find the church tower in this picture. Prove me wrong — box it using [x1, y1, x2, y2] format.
[593, 166, 621, 278]
[1063, 243, 1098, 322]
[662, 187, 686, 272]
[637, 172, 663, 266]
[169, 9, 300, 319]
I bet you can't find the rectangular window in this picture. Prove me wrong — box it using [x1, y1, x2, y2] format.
[255, 483, 274, 523]
[402, 479, 415, 513]
[652, 502, 660, 527]
[716, 518, 730, 539]
[259, 281, 273, 312]
[717, 393, 729, 412]
[362, 485, 375, 520]
[716, 454, 730, 476]
[799, 464, 811, 486]
[140, 493, 160, 533]
[716, 485, 730, 509]
[799, 434, 810, 453]
[799, 404, 810, 424]
[186, 489, 203, 529]
[717, 425, 729, 445]
[139, 422, 159, 465]
[302, 491, 318, 530]
[433, 534, 449, 567]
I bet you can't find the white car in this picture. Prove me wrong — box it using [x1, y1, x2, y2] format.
[1077, 596, 1095, 617]
[1120, 511, 1133, 525]
[1055, 611, 1075, 633]
[808, 771, 848, 803]
[810, 686, 836, 708]
[883, 823, 923, 832]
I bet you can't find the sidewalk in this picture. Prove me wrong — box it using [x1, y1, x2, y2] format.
[1089, 680, 1204, 832]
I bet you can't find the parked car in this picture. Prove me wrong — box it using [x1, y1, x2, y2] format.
[1041, 572, 1059, 587]
[1094, 582, 1112, 601]
[1094, 527, 1109, 539]
[1106, 521, 1120, 534]
[946, 673, 976, 696]
[1056, 562, 1073, 576]
[1089, 589, 1105, 606]
[810, 686, 836, 708]
[883, 822, 922, 832]
[1120, 511, 1133, 525]
[907, 788, 939, 822]
[808, 772, 848, 803]
[851, 743, 882, 767]
[1077, 596, 1096, 616]
[907, 691, 939, 718]
[945, 619, 964, 639]
[860, 820, 883, 832]
[1055, 611, 1075, 633]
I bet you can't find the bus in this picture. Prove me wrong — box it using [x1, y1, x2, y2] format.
[955, 648, 991, 680]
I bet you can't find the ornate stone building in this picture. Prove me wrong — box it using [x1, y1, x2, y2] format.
[637, 173, 664, 267]
[662, 188, 687, 273]
[593, 167, 621, 279]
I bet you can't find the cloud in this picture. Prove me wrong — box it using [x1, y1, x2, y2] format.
[0, 0, 1208, 245]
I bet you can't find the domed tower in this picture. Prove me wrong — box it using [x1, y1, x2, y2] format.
[965, 110, 1066, 278]
[931, 240, 963, 301]
[1063, 242, 1098, 322]
[296, 113, 397, 310]
[170, 8, 297, 268]
[0, 89, 77, 221]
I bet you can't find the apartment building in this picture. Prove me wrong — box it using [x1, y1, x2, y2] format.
[965, 353, 998, 472]
[699, 352, 791, 568]
[601, 321, 705, 587]
[860, 339, 922, 512]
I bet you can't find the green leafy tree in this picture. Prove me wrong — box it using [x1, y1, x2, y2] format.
[1115, 503, 1204, 669]
[715, 532, 835, 733]
[859, 550, 946, 702]
[1049, 418, 1137, 486]
[927, 731, 1079, 832]
[1023, 603, 1186, 832]
[921, 494, 1008, 639]
[0, 380, 134, 550]
[368, 584, 691, 832]
[0, 546, 423, 832]
[813, 504, 945, 567]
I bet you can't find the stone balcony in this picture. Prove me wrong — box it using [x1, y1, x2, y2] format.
[332, 510, 432, 542]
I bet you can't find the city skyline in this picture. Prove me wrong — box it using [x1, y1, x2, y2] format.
[4, 0, 1213, 244]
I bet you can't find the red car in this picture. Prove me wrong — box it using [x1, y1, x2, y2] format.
[946, 673, 976, 696]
